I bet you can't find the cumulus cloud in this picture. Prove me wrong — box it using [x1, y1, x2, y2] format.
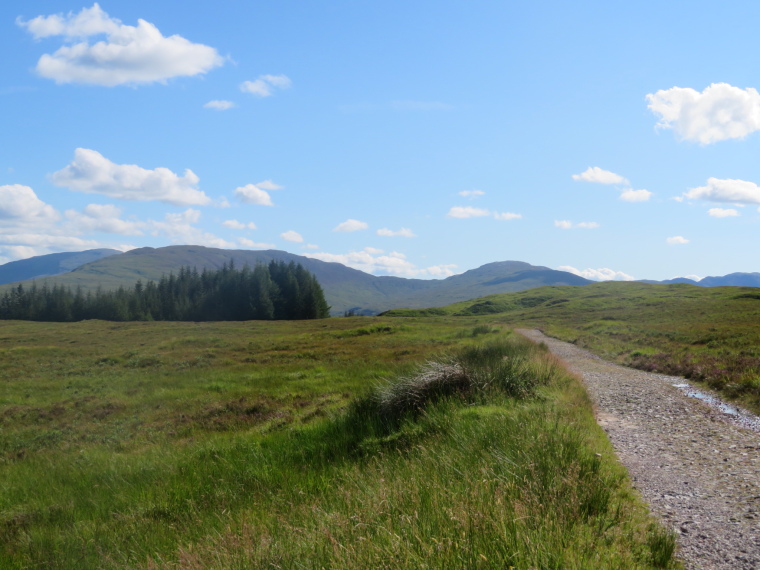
[306, 248, 457, 278]
[0, 184, 59, 223]
[573, 167, 652, 202]
[447, 206, 490, 219]
[65, 203, 144, 235]
[222, 219, 256, 230]
[447, 206, 521, 221]
[646, 83, 760, 144]
[233, 183, 275, 206]
[254, 179, 283, 191]
[572, 167, 628, 185]
[17, 3, 223, 86]
[0, 187, 148, 260]
[554, 220, 599, 229]
[666, 236, 689, 245]
[148, 209, 235, 248]
[458, 190, 485, 198]
[204, 100, 235, 110]
[240, 74, 291, 97]
[559, 265, 635, 281]
[708, 207, 739, 218]
[493, 211, 522, 221]
[281, 230, 303, 243]
[51, 148, 210, 206]
[377, 227, 416, 237]
[620, 189, 652, 202]
[684, 177, 760, 204]
[238, 238, 275, 249]
[333, 219, 369, 232]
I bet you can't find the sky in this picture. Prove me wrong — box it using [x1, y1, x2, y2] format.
[2, 1, 760, 282]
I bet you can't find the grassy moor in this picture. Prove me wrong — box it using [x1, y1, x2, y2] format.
[0, 317, 677, 568]
[387, 281, 760, 415]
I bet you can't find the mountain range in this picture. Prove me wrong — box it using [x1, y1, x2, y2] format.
[0, 246, 757, 315]
[639, 274, 760, 287]
[0, 246, 591, 315]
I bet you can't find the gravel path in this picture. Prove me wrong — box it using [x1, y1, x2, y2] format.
[517, 329, 760, 569]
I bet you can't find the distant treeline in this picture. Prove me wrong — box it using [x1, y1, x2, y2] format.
[0, 261, 330, 322]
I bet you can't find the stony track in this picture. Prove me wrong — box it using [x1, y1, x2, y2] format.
[517, 329, 760, 569]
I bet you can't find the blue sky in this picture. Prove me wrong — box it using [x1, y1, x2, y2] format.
[2, 1, 760, 281]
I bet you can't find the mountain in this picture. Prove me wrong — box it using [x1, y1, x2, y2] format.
[0, 246, 593, 315]
[640, 272, 760, 287]
[698, 272, 760, 287]
[0, 249, 120, 285]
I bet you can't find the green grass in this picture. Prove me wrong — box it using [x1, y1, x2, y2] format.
[0, 318, 677, 568]
[385, 281, 760, 414]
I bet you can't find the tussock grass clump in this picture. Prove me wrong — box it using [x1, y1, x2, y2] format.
[375, 360, 470, 420]
[372, 337, 558, 427]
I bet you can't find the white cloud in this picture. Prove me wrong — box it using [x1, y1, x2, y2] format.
[64, 204, 144, 235]
[240, 74, 291, 97]
[51, 148, 209, 206]
[147, 209, 235, 249]
[559, 265, 635, 281]
[620, 188, 652, 202]
[233, 183, 274, 206]
[447, 206, 490, 219]
[458, 190, 485, 198]
[238, 238, 275, 249]
[222, 219, 256, 230]
[18, 4, 223, 86]
[281, 230, 303, 243]
[666, 236, 689, 245]
[0, 234, 101, 251]
[572, 167, 628, 185]
[554, 220, 598, 229]
[204, 100, 235, 111]
[254, 179, 283, 191]
[333, 219, 369, 232]
[708, 207, 739, 218]
[0, 184, 59, 223]
[646, 83, 760, 144]
[306, 247, 457, 278]
[364, 247, 384, 255]
[493, 211, 521, 221]
[684, 177, 760, 204]
[377, 227, 416, 237]
[303, 243, 319, 250]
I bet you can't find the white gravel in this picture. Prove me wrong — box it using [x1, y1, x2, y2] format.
[517, 329, 760, 569]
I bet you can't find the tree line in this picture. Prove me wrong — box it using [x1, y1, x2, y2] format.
[0, 261, 331, 322]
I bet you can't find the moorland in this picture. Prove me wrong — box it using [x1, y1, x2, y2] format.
[7, 251, 760, 568]
[387, 281, 760, 415]
[0, 315, 677, 568]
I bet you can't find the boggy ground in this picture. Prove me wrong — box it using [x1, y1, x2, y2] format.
[518, 329, 760, 569]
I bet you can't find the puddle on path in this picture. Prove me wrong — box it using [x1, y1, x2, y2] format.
[671, 382, 760, 433]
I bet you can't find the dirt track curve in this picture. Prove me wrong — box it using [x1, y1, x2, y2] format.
[517, 329, 760, 569]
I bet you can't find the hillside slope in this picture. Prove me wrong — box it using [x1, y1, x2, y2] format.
[0, 246, 593, 315]
[0, 249, 120, 285]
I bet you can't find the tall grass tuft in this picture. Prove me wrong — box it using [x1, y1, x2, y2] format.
[371, 336, 560, 428]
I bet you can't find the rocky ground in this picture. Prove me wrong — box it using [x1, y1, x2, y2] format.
[517, 329, 760, 569]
